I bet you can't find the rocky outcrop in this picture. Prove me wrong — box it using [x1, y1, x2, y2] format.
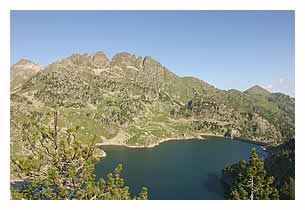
[92, 51, 109, 67]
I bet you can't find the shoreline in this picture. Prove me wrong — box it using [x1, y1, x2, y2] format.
[96, 134, 207, 149]
[233, 137, 269, 146]
[11, 134, 269, 184]
[96, 133, 269, 149]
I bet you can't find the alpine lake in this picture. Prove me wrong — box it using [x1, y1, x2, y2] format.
[94, 136, 268, 200]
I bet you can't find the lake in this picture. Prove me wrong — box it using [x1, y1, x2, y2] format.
[94, 136, 268, 200]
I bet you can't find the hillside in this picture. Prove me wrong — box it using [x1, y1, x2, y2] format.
[10, 51, 295, 179]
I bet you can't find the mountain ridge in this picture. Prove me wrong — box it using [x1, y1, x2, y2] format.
[10, 51, 295, 179]
[12, 53, 293, 98]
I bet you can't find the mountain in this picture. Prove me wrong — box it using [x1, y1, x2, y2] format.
[10, 59, 43, 91]
[245, 85, 272, 97]
[10, 51, 295, 178]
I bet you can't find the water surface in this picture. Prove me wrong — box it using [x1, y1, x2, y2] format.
[95, 136, 267, 200]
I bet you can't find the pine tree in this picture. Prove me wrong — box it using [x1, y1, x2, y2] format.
[265, 138, 295, 199]
[11, 110, 148, 200]
[225, 148, 279, 200]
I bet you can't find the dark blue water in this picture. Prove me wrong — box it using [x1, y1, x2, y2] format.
[94, 137, 267, 200]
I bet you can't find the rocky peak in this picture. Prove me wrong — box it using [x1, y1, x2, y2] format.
[14, 58, 33, 66]
[11, 59, 43, 71]
[142, 56, 161, 68]
[92, 51, 109, 67]
[10, 59, 43, 90]
[141, 55, 175, 79]
[57, 52, 108, 68]
[111, 52, 142, 68]
[64, 53, 93, 66]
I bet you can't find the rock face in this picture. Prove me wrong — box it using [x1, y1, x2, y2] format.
[93, 51, 109, 67]
[10, 51, 295, 148]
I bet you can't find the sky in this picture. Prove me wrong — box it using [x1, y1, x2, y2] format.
[11, 11, 295, 96]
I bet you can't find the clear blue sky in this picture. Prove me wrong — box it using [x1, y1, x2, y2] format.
[11, 11, 295, 96]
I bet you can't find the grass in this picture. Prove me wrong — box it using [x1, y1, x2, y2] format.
[62, 108, 119, 143]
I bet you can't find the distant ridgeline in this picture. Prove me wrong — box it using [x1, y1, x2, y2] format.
[10, 51, 294, 179]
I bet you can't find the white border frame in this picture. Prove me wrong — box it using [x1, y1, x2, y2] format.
[1, 0, 304, 210]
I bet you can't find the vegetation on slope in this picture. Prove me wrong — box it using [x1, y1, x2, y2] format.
[11, 110, 148, 200]
[222, 138, 295, 200]
[265, 138, 295, 199]
[222, 148, 279, 200]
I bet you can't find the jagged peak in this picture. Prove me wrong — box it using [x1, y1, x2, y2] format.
[92, 51, 109, 66]
[110, 52, 143, 68]
[142, 55, 161, 66]
[111, 52, 138, 60]
[59, 53, 92, 66]
[58, 51, 109, 67]
[68, 53, 90, 60]
[94, 51, 107, 57]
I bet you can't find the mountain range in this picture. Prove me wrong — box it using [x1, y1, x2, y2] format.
[10, 51, 295, 178]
